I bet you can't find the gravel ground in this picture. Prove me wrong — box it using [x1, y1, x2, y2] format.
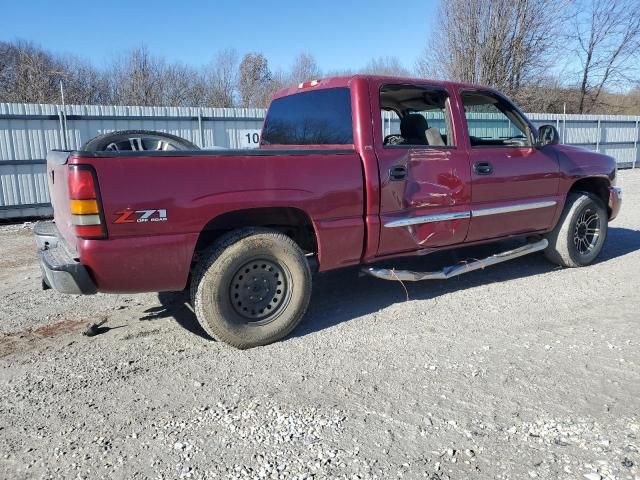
[1, 170, 639, 480]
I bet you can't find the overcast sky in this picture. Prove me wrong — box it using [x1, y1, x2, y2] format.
[2, 0, 434, 72]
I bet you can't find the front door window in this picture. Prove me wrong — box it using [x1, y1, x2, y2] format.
[460, 91, 532, 148]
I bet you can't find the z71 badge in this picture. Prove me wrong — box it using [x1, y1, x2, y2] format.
[114, 209, 168, 224]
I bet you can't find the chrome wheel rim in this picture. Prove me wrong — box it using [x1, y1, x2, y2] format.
[104, 136, 181, 151]
[229, 259, 288, 322]
[573, 207, 601, 255]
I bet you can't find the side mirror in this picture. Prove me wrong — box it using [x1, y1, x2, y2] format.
[536, 124, 559, 147]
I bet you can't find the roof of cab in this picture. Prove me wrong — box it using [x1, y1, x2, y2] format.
[271, 74, 496, 100]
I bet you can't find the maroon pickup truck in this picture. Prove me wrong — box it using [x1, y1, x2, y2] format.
[35, 75, 622, 348]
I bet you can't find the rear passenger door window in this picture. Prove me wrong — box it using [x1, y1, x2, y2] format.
[380, 85, 454, 147]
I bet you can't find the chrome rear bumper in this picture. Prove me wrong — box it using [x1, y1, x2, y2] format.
[34, 221, 97, 295]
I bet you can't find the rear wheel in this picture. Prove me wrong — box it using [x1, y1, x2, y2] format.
[544, 192, 608, 267]
[190, 228, 312, 349]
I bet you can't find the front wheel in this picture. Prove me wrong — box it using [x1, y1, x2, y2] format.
[544, 192, 608, 267]
[190, 228, 312, 349]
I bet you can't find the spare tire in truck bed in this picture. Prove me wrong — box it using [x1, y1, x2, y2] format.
[82, 130, 199, 152]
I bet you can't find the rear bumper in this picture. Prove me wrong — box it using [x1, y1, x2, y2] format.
[609, 186, 622, 221]
[34, 221, 97, 295]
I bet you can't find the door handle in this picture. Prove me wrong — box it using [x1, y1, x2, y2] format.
[389, 165, 407, 181]
[474, 161, 493, 175]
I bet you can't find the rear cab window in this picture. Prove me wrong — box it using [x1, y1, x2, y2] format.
[261, 88, 353, 145]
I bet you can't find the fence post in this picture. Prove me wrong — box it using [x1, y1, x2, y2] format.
[57, 108, 68, 150]
[198, 110, 204, 148]
[634, 118, 639, 169]
[384, 111, 390, 136]
[562, 104, 566, 144]
[596, 119, 601, 152]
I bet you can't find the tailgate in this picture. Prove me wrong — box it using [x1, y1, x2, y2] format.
[46, 151, 77, 251]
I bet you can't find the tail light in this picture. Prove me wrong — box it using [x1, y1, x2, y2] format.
[68, 165, 106, 239]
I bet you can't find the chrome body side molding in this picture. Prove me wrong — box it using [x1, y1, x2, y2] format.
[471, 200, 557, 218]
[384, 200, 557, 228]
[384, 211, 471, 228]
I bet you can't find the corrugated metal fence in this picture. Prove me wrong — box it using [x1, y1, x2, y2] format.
[0, 103, 266, 219]
[1, 102, 638, 219]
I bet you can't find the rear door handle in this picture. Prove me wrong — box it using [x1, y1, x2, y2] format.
[389, 165, 407, 181]
[474, 161, 493, 175]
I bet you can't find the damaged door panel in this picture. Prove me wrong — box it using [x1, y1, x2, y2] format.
[377, 147, 471, 253]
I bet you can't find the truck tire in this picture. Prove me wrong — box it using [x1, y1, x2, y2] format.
[82, 130, 198, 152]
[190, 228, 312, 349]
[544, 192, 608, 267]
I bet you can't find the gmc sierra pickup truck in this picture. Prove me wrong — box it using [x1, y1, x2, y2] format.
[35, 75, 622, 348]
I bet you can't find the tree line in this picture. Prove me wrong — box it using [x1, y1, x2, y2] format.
[0, 40, 416, 110]
[1, 0, 639, 114]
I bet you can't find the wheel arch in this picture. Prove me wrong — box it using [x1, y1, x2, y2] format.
[568, 176, 610, 216]
[193, 206, 319, 265]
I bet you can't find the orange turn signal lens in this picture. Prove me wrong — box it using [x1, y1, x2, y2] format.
[70, 199, 99, 215]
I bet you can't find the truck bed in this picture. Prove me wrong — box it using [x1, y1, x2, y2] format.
[45, 148, 366, 292]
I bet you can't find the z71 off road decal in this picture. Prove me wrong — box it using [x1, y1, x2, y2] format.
[114, 209, 167, 224]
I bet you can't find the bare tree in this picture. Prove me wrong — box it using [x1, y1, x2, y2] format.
[0, 42, 16, 100]
[361, 56, 410, 76]
[419, 0, 568, 101]
[204, 48, 238, 107]
[104, 46, 203, 107]
[324, 68, 357, 77]
[515, 75, 576, 113]
[264, 69, 291, 106]
[237, 53, 272, 107]
[57, 55, 111, 105]
[106, 45, 167, 106]
[0, 40, 64, 103]
[628, 84, 640, 114]
[0, 40, 107, 105]
[573, 0, 640, 113]
[1, 41, 214, 107]
[289, 52, 322, 84]
[161, 63, 205, 107]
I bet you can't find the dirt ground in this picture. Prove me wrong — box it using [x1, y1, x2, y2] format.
[1, 171, 639, 480]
